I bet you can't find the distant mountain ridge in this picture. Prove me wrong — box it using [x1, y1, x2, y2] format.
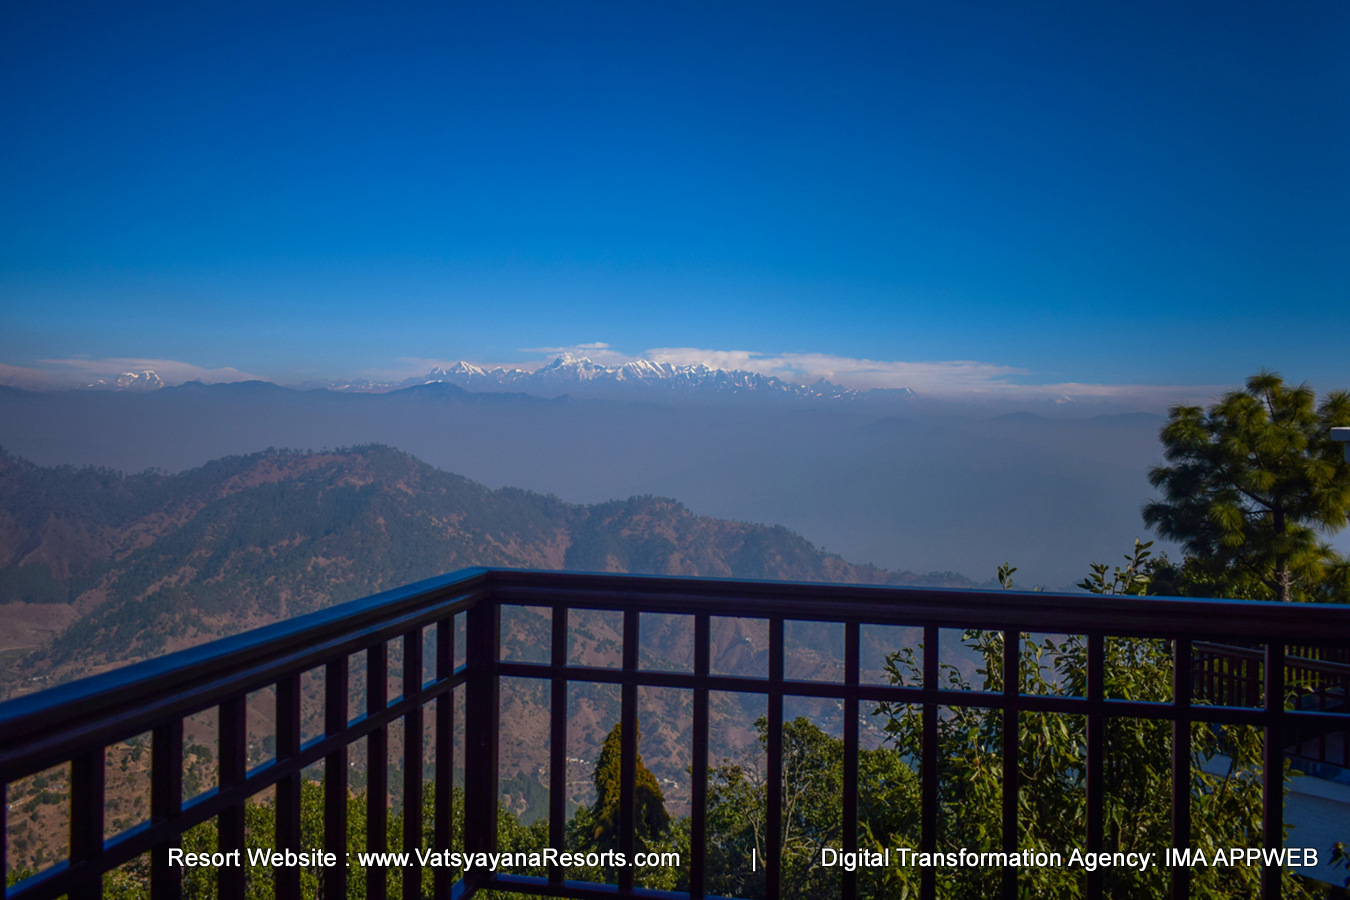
[387, 353, 878, 401]
[83, 369, 165, 391]
[79, 354, 910, 402]
[0, 445, 970, 696]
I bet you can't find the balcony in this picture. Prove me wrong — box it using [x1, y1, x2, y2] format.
[2, 568, 1349, 900]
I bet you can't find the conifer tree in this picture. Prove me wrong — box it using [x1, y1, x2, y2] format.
[591, 719, 671, 851]
[1143, 371, 1350, 602]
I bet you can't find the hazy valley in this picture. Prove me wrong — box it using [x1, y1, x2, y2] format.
[0, 371, 1175, 590]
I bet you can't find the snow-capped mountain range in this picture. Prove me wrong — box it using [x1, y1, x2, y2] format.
[75, 355, 915, 402]
[84, 370, 166, 392]
[312, 354, 908, 401]
[412, 354, 865, 398]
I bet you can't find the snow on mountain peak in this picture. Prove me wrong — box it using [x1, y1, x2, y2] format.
[85, 370, 165, 391]
[312, 355, 911, 402]
[428, 361, 486, 378]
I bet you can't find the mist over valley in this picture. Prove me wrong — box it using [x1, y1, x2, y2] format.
[0, 372, 1173, 592]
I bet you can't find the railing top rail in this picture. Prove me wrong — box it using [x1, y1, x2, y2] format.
[487, 568, 1350, 642]
[4, 566, 1349, 779]
[0, 567, 491, 776]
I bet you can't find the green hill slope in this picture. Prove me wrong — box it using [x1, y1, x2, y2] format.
[0, 444, 969, 692]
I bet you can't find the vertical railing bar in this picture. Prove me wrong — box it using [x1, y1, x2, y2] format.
[1085, 634, 1105, 900]
[1213, 653, 1218, 705]
[1, 782, 7, 900]
[1204, 655, 1215, 712]
[1249, 656, 1256, 707]
[766, 615, 784, 900]
[691, 612, 710, 900]
[842, 620, 860, 900]
[1001, 629, 1018, 900]
[1171, 637, 1192, 900]
[324, 655, 349, 900]
[434, 615, 454, 900]
[367, 641, 389, 900]
[1263, 642, 1285, 900]
[1222, 655, 1227, 705]
[921, 624, 939, 900]
[549, 607, 568, 886]
[275, 672, 302, 900]
[151, 720, 183, 900]
[1318, 677, 1328, 765]
[69, 747, 105, 900]
[463, 599, 500, 894]
[403, 629, 425, 900]
[217, 696, 247, 900]
[618, 609, 639, 895]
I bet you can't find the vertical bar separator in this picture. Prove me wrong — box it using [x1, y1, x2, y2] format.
[1263, 642, 1285, 900]
[691, 612, 710, 899]
[921, 624, 938, 900]
[218, 696, 246, 900]
[324, 655, 349, 900]
[549, 606, 568, 885]
[434, 616, 454, 900]
[1086, 634, 1105, 900]
[70, 747, 106, 900]
[766, 615, 784, 900]
[275, 673, 302, 900]
[463, 599, 500, 892]
[366, 641, 389, 900]
[1001, 629, 1018, 900]
[1171, 638, 1192, 900]
[151, 720, 183, 900]
[618, 608, 639, 895]
[842, 621, 860, 900]
[403, 629, 424, 900]
[1, 782, 7, 899]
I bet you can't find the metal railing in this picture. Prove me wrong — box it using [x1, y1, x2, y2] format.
[1193, 641, 1350, 768]
[2, 568, 1350, 900]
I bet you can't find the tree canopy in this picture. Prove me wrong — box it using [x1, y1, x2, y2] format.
[590, 719, 671, 852]
[1143, 371, 1350, 602]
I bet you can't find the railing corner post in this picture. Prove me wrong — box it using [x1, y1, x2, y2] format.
[463, 594, 501, 886]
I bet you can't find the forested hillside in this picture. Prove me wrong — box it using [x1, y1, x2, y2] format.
[0, 444, 969, 695]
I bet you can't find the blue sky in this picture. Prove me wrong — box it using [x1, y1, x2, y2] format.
[2, 1, 1347, 400]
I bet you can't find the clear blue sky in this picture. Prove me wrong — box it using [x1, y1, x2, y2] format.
[2, 1, 1347, 394]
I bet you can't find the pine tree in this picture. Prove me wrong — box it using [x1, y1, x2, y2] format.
[591, 720, 671, 851]
[1143, 371, 1350, 602]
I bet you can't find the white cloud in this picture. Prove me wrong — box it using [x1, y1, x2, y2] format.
[32, 358, 267, 386]
[517, 342, 634, 367]
[527, 343, 1227, 409]
[0, 362, 54, 389]
[642, 347, 1028, 392]
[9, 345, 1226, 410]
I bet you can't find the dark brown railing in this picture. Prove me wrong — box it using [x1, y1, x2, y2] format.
[2, 568, 1350, 900]
[1193, 641, 1350, 768]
